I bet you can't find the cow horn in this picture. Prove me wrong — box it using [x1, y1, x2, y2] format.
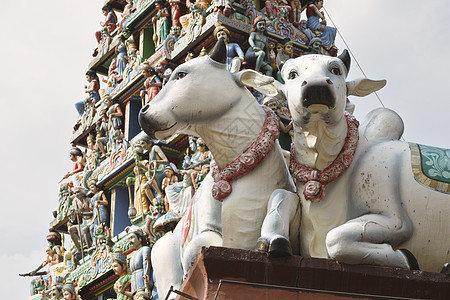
[209, 38, 227, 64]
[338, 49, 351, 73]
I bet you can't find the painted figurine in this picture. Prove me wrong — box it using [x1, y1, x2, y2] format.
[245, 16, 273, 76]
[95, 4, 117, 44]
[152, 0, 170, 47]
[125, 226, 159, 300]
[111, 248, 133, 300]
[88, 181, 109, 240]
[68, 187, 93, 254]
[62, 146, 84, 187]
[162, 164, 178, 211]
[75, 69, 100, 116]
[116, 36, 129, 79]
[213, 23, 244, 73]
[306, 0, 336, 49]
[50, 276, 64, 300]
[140, 61, 162, 106]
[169, 0, 182, 29]
[62, 281, 78, 300]
[290, 0, 302, 25]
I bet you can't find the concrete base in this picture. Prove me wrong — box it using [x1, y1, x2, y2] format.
[173, 247, 450, 300]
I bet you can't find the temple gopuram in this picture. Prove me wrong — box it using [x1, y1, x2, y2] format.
[21, 0, 450, 299]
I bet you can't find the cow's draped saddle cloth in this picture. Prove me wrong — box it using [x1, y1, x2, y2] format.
[409, 143, 450, 193]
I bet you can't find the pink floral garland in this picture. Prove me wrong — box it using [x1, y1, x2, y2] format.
[211, 106, 279, 201]
[289, 112, 359, 202]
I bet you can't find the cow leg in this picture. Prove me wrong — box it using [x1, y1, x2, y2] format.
[181, 230, 223, 273]
[151, 227, 184, 300]
[326, 214, 415, 269]
[257, 189, 301, 256]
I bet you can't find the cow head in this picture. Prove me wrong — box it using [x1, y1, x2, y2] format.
[139, 39, 274, 140]
[273, 50, 386, 126]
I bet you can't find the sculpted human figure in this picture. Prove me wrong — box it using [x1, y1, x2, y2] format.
[50, 276, 64, 300]
[111, 248, 133, 300]
[169, 0, 182, 28]
[153, 0, 170, 47]
[68, 187, 93, 254]
[62, 146, 84, 187]
[245, 16, 273, 76]
[75, 69, 100, 116]
[62, 282, 78, 300]
[95, 4, 117, 44]
[213, 23, 244, 73]
[125, 226, 158, 300]
[290, 0, 301, 25]
[161, 164, 178, 211]
[306, 0, 336, 51]
[116, 36, 129, 79]
[140, 61, 162, 106]
[88, 181, 109, 239]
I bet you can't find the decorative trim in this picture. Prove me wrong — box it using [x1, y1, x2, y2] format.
[409, 143, 450, 194]
[210, 106, 279, 201]
[290, 112, 359, 202]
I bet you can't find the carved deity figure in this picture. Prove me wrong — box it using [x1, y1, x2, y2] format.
[95, 4, 117, 44]
[245, 16, 273, 76]
[62, 282, 78, 300]
[111, 248, 133, 300]
[125, 226, 159, 300]
[62, 146, 84, 187]
[68, 187, 93, 254]
[139, 61, 162, 106]
[153, 0, 170, 47]
[50, 276, 64, 300]
[75, 69, 100, 117]
[88, 181, 109, 240]
[161, 164, 178, 211]
[213, 23, 244, 73]
[306, 0, 336, 50]
[169, 0, 182, 29]
[116, 36, 129, 80]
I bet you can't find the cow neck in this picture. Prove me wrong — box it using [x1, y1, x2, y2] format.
[210, 105, 279, 202]
[198, 99, 265, 170]
[294, 114, 348, 170]
[290, 112, 359, 202]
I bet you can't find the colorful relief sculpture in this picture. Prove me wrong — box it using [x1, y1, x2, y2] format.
[191, 138, 211, 171]
[169, 0, 182, 29]
[306, 0, 336, 50]
[290, 0, 302, 25]
[95, 5, 117, 44]
[96, 110, 109, 157]
[50, 276, 64, 300]
[116, 36, 129, 80]
[75, 70, 100, 116]
[140, 61, 162, 106]
[245, 16, 273, 76]
[62, 281, 78, 300]
[125, 226, 159, 300]
[68, 187, 93, 254]
[111, 248, 133, 300]
[213, 23, 244, 73]
[118, 0, 134, 33]
[179, 1, 207, 33]
[153, 0, 171, 47]
[191, 164, 210, 191]
[212, 0, 233, 17]
[258, 51, 450, 273]
[161, 164, 178, 212]
[139, 40, 295, 297]
[62, 146, 84, 187]
[88, 181, 109, 241]
[165, 168, 194, 216]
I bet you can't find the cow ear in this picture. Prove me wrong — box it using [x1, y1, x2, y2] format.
[234, 69, 285, 98]
[347, 78, 387, 97]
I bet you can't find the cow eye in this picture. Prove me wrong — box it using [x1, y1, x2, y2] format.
[288, 70, 298, 80]
[330, 67, 341, 76]
[175, 71, 187, 80]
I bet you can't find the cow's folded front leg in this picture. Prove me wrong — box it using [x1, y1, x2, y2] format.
[325, 214, 416, 269]
[257, 189, 301, 256]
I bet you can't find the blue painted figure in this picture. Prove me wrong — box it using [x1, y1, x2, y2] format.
[75, 69, 101, 116]
[306, 0, 336, 48]
[88, 182, 109, 239]
[213, 23, 244, 73]
[126, 226, 159, 300]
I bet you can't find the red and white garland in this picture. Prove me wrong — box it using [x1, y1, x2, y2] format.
[289, 112, 359, 202]
[210, 105, 279, 201]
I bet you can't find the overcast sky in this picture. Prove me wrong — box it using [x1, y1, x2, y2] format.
[1, 1, 449, 298]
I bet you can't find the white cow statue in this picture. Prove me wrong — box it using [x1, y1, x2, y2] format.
[259, 50, 450, 273]
[138, 39, 298, 298]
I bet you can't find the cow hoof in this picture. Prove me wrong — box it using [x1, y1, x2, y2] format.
[256, 237, 270, 253]
[268, 237, 292, 257]
[441, 263, 450, 275]
[399, 249, 420, 270]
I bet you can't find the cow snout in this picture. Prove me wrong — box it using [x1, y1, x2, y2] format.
[301, 78, 335, 109]
[138, 108, 158, 139]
